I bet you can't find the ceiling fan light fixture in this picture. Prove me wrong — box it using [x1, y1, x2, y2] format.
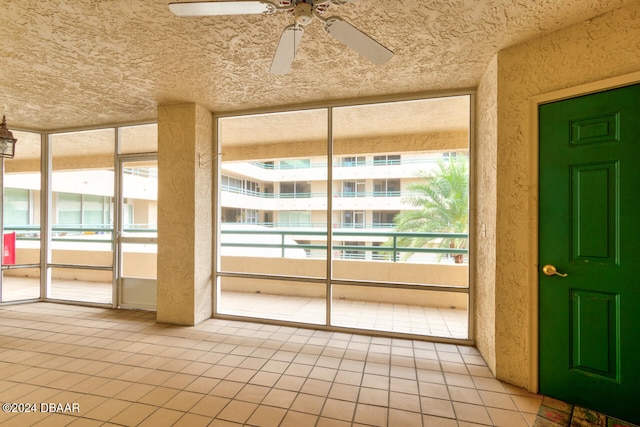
[294, 2, 313, 25]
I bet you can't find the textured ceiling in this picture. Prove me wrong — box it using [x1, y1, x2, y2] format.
[1, 0, 635, 130]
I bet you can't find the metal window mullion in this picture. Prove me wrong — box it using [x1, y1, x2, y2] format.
[0, 158, 4, 300]
[41, 132, 52, 300]
[467, 92, 476, 343]
[212, 117, 221, 317]
[325, 107, 333, 326]
[112, 127, 122, 308]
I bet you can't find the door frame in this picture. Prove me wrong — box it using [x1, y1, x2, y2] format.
[528, 70, 640, 393]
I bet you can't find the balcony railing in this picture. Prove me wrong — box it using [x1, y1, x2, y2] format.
[221, 185, 405, 199]
[220, 228, 468, 262]
[248, 156, 467, 170]
[4, 225, 467, 263]
[4, 225, 157, 246]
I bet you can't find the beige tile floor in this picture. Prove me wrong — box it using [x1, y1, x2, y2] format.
[0, 302, 542, 426]
[2, 277, 469, 340]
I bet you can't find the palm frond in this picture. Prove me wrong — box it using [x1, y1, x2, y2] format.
[391, 157, 469, 262]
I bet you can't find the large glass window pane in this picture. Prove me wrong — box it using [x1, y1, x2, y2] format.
[122, 160, 157, 238]
[218, 109, 328, 277]
[50, 267, 111, 304]
[331, 96, 470, 339]
[119, 124, 157, 154]
[217, 109, 328, 321]
[3, 130, 42, 302]
[2, 270, 40, 302]
[51, 129, 114, 269]
[214, 95, 472, 340]
[50, 129, 114, 304]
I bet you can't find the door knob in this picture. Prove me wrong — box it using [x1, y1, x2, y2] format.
[542, 264, 568, 277]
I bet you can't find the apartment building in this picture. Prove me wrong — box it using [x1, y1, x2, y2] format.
[220, 151, 467, 262]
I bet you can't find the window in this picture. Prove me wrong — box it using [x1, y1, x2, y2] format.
[83, 195, 111, 227]
[218, 109, 329, 324]
[222, 208, 258, 223]
[244, 209, 258, 223]
[374, 154, 401, 165]
[341, 156, 365, 167]
[2, 130, 42, 302]
[342, 211, 365, 228]
[279, 211, 311, 227]
[221, 175, 260, 196]
[280, 159, 310, 169]
[341, 181, 365, 197]
[222, 175, 242, 192]
[57, 193, 82, 225]
[4, 188, 30, 226]
[50, 127, 115, 303]
[245, 180, 259, 194]
[56, 192, 111, 227]
[280, 181, 311, 198]
[216, 95, 471, 340]
[372, 211, 399, 227]
[2, 125, 159, 307]
[373, 179, 400, 197]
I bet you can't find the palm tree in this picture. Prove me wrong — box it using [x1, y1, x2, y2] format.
[392, 156, 469, 263]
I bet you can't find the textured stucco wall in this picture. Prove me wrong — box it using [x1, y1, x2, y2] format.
[475, 55, 498, 375]
[194, 105, 214, 324]
[157, 103, 213, 325]
[489, 2, 640, 388]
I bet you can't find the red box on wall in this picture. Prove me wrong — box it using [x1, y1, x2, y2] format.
[3, 232, 16, 265]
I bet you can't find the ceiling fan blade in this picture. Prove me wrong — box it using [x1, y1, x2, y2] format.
[169, 1, 274, 17]
[270, 25, 304, 75]
[323, 17, 393, 65]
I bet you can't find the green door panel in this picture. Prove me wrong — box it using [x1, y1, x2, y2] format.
[539, 83, 640, 424]
[570, 163, 618, 262]
[570, 290, 619, 380]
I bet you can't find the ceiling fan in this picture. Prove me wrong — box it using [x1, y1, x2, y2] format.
[168, 0, 394, 74]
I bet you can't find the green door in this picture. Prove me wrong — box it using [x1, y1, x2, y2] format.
[539, 83, 640, 424]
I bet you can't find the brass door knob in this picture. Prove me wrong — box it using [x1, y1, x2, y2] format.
[542, 264, 568, 277]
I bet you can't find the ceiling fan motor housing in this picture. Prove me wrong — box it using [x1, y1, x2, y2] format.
[295, 1, 314, 25]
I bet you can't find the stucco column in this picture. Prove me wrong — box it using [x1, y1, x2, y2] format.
[156, 103, 213, 325]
